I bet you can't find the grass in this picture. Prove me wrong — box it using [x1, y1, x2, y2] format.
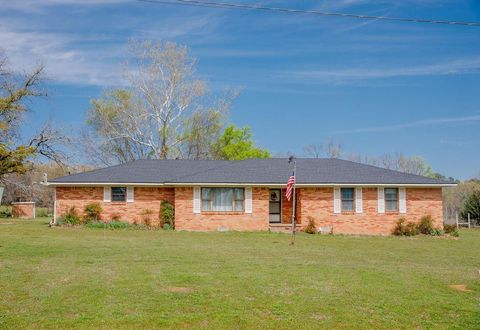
[0, 218, 479, 329]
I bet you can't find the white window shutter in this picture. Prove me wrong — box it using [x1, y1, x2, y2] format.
[193, 187, 201, 214]
[127, 187, 134, 203]
[103, 187, 111, 202]
[355, 187, 363, 213]
[399, 187, 407, 214]
[377, 187, 385, 213]
[333, 187, 341, 214]
[245, 187, 252, 213]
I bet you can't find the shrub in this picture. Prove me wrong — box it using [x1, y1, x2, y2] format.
[0, 206, 12, 218]
[404, 222, 419, 236]
[63, 206, 81, 225]
[418, 215, 434, 235]
[160, 200, 175, 229]
[431, 228, 444, 236]
[443, 224, 456, 234]
[84, 203, 103, 222]
[460, 190, 480, 220]
[304, 217, 317, 234]
[162, 223, 172, 230]
[393, 218, 418, 236]
[450, 228, 460, 237]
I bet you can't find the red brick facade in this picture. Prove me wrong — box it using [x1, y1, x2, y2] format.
[55, 186, 174, 225]
[298, 187, 442, 235]
[55, 186, 443, 235]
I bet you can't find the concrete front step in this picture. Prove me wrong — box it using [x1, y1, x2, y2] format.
[269, 223, 301, 232]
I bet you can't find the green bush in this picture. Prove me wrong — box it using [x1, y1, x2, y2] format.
[431, 228, 444, 236]
[0, 205, 12, 218]
[443, 224, 456, 234]
[393, 218, 419, 236]
[460, 190, 480, 220]
[162, 223, 173, 230]
[304, 217, 317, 234]
[450, 228, 460, 237]
[418, 215, 434, 235]
[85, 221, 134, 229]
[63, 206, 81, 225]
[160, 200, 175, 229]
[84, 203, 103, 222]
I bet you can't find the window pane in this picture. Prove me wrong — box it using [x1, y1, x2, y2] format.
[111, 187, 126, 202]
[269, 202, 280, 214]
[202, 200, 211, 211]
[234, 202, 244, 211]
[384, 188, 398, 201]
[341, 188, 354, 211]
[342, 200, 354, 212]
[386, 200, 398, 211]
[201, 188, 211, 200]
[234, 188, 244, 200]
[341, 188, 354, 200]
[213, 188, 233, 211]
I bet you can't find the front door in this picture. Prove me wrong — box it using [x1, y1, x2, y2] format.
[269, 189, 281, 223]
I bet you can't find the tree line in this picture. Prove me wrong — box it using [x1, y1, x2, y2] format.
[0, 40, 478, 220]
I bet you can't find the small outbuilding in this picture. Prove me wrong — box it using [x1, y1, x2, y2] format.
[12, 202, 36, 219]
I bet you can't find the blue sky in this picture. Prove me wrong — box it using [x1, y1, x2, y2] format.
[2, 0, 480, 179]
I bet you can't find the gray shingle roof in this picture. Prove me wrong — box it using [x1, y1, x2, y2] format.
[49, 158, 454, 185]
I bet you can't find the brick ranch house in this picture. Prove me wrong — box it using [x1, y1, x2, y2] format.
[48, 158, 455, 235]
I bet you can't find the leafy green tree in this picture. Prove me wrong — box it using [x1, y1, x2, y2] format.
[461, 190, 480, 220]
[214, 124, 270, 160]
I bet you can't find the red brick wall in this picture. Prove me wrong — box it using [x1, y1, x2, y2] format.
[281, 188, 300, 224]
[55, 186, 174, 224]
[55, 185, 443, 235]
[298, 187, 443, 235]
[174, 187, 270, 231]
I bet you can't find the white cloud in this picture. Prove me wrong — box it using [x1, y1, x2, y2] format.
[0, 27, 122, 86]
[3, 0, 130, 12]
[278, 57, 480, 84]
[334, 114, 480, 134]
[0, 10, 221, 86]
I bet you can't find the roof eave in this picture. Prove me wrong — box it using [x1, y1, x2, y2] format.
[47, 181, 456, 187]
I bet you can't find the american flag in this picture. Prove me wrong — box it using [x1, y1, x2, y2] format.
[285, 173, 295, 201]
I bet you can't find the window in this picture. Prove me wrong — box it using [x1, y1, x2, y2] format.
[201, 188, 244, 212]
[385, 188, 398, 212]
[111, 187, 126, 202]
[341, 188, 355, 212]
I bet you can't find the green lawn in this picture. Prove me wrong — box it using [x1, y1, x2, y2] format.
[0, 219, 479, 329]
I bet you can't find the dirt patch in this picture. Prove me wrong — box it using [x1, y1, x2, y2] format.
[165, 287, 193, 293]
[449, 284, 472, 292]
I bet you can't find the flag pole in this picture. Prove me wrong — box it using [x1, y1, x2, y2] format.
[289, 157, 297, 245]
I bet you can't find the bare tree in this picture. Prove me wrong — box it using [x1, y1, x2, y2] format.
[303, 144, 323, 158]
[86, 40, 235, 162]
[302, 139, 342, 159]
[326, 139, 342, 158]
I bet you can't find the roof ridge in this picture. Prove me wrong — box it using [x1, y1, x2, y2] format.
[330, 158, 453, 183]
[166, 160, 242, 182]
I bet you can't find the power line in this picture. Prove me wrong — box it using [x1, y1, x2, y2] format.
[136, 0, 480, 27]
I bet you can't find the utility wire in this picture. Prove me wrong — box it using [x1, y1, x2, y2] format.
[136, 0, 480, 27]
